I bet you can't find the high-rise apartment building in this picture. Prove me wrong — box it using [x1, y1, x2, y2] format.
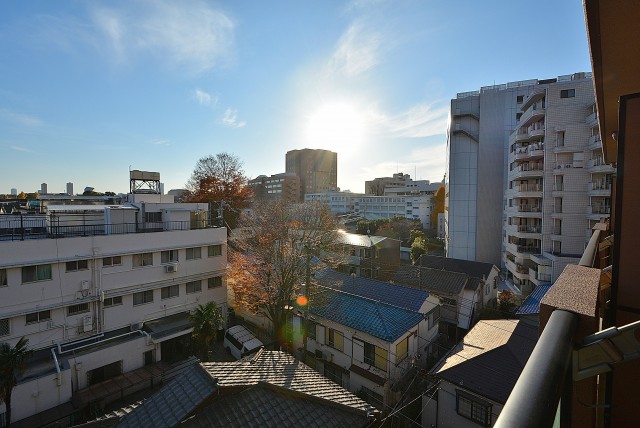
[66, 182, 73, 196]
[40, 182, 48, 195]
[248, 172, 301, 203]
[445, 73, 612, 295]
[285, 149, 337, 199]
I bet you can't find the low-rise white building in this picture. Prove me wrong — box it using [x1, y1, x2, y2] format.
[0, 192, 227, 426]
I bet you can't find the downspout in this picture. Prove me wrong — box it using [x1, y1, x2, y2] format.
[51, 348, 62, 386]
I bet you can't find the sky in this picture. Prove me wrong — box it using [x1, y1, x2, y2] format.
[0, 0, 592, 195]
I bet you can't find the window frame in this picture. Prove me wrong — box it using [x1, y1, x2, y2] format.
[186, 247, 202, 260]
[161, 284, 180, 300]
[560, 88, 576, 98]
[26, 310, 51, 324]
[0, 318, 9, 337]
[103, 296, 123, 307]
[66, 259, 89, 272]
[186, 280, 202, 294]
[22, 264, 52, 283]
[0, 268, 7, 286]
[207, 276, 223, 289]
[456, 389, 492, 426]
[396, 336, 409, 363]
[325, 328, 344, 352]
[103, 256, 122, 267]
[132, 253, 154, 268]
[133, 290, 154, 306]
[67, 303, 90, 316]
[161, 250, 179, 264]
[364, 342, 387, 371]
[208, 245, 222, 257]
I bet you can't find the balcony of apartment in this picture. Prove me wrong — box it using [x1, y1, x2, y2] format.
[528, 267, 552, 286]
[514, 183, 543, 198]
[585, 110, 598, 128]
[518, 103, 546, 129]
[587, 181, 612, 197]
[586, 204, 611, 220]
[516, 204, 543, 218]
[551, 225, 563, 241]
[529, 253, 552, 266]
[587, 157, 616, 173]
[451, 123, 479, 141]
[520, 88, 546, 111]
[510, 142, 545, 162]
[506, 239, 541, 257]
[509, 162, 545, 180]
[552, 182, 564, 197]
[506, 259, 530, 281]
[586, 134, 602, 151]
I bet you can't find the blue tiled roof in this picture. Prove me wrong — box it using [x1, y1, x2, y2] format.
[310, 288, 424, 342]
[315, 269, 429, 312]
[516, 284, 552, 315]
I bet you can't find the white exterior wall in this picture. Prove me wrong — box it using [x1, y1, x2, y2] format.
[423, 381, 503, 428]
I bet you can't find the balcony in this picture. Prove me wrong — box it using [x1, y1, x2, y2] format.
[587, 205, 611, 220]
[518, 224, 542, 234]
[511, 143, 545, 161]
[510, 162, 545, 180]
[587, 181, 612, 196]
[585, 110, 598, 128]
[529, 253, 551, 266]
[528, 268, 552, 286]
[587, 157, 616, 173]
[514, 183, 543, 197]
[518, 105, 546, 128]
[520, 89, 546, 111]
[587, 134, 602, 151]
[518, 204, 542, 213]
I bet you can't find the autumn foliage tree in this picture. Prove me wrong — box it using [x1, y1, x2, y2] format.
[185, 153, 252, 230]
[228, 200, 338, 344]
[431, 185, 445, 230]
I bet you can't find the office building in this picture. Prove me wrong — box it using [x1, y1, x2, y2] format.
[66, 182, 73, 196]
[248, 172, 301, 203]
[285, 149, 337, 199]
[40, 183, 47, 195]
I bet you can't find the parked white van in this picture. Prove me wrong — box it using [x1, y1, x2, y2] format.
[223, 325, 264, 359]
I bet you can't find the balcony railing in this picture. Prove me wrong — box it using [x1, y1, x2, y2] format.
[0, 219, 217, 241]
[518, 204, 542, 213]
[515, 183, 542, 192]
[517, 245, 541, 254]
[517, 224, 541, 233]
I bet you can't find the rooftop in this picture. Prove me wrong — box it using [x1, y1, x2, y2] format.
[394, 265, 469, 295]
[419, 255, 497, 279]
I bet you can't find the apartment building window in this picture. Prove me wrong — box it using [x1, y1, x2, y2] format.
[104, 296, 123, 307]
[132, 253, 153, 268]
[67, 303, 90, 316]
[66, 259, 89, 272]
[516, 95, 524, 104]
[186, 280, 202, 294]
[364, 342, 387, 371]
[208, 245, 222, 257]
[161, 250, 179, 264]
[396, 336, 409, 363]
[0, 318, 9, 337]
[325, 328, 344, 352]
[26, 310, 51, 324]
[103, 256, 122, 267]
[560, 89, 576, 98]
[0, 269, 7, 286]
[161, 285, 180, 299]
[186, 247, 202, 260]
[456, 389, 492, 426]
[428, 306, 441, 329]
[133, 290, 154, 306]
[22, 264, 52, 283]
[208, 277, 222, 289]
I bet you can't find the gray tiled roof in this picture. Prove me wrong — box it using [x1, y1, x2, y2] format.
[117, 364, 218, 428]
[431, 320, 537, 404]
[393, 265, 468, 295]
[181, 382, 370, 428]
[200, 350, 370, 412]
[419, 255, 496, 278]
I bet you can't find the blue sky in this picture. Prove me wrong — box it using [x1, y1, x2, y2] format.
[1, 0, 591, 195]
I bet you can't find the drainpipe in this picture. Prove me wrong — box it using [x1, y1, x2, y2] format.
[51, 348, 62, 386]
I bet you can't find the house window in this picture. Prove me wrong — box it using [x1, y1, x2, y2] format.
[66, 259, 89, 272]
[133, 290, 154, 306]
[145, 212, 162, 223]
[161, 250, 179, 264]
[560, 89, 575, 98]
[67, 303, 90, 316]
[207, 277, 222, 289]
[456, 389, 492, 426]
[427, 306, 441, 329]
[103, 256, 122, 267]
[22, 264, 52, 283]
[104, 296, 123, 307]
[325, 328, 344, 352]
[307, 320, 317, 341]
[132, 253, 153, 268]
[0, 269, 7, 286]
[161, 285, 180, 299]
[364, 342, 387, 371]
[26, 310, 51, 324]
[0, 318, 8, 337]
[186, 280, 202, 294]
[208, 245, 222, 257]
[186, 247, 202, 260]
[396, 336, 409, 363]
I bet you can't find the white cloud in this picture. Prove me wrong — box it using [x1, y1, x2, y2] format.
[193, 89, 216, 106]
[150, 139, 170, 146]
[0, 109, 43, 127]
[10, 145, 34, 153]
[328, 22, 381, 78]
[377, 102, 450, 138]
[221, 108, 246, 128]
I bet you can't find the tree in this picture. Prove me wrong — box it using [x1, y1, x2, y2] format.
[0, 337, 31, 427]
[185, 153, 252, 230]
[409, 229, 426, 247]
[431, 185, 445, 231]
[411, 236, 428, 264]
[190, 302, 224, 362]
[16, 192, 26, 200]
[228, 200, 338, 345]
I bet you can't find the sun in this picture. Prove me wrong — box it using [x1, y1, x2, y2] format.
[304, 101, 366, 154]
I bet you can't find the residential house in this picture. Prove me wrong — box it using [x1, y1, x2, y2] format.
[332, 230, 400, 280]
[291, 271, 440, 410]
[423, 320, 537, 427]
[0, 171, 227, 426]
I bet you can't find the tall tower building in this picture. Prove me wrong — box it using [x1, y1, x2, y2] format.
[40, 182, 48, 195]
[66, 182, 74, 196]
[285, 149, 337, 199]
[445, 73, 612, 295]
[11, 188, 17, 196]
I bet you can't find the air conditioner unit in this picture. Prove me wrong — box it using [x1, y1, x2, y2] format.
[165, 264, 177, 273]
[80, 280, 90, 291]
[323, 351, 333, 362]
[565, 164, 572, 168]
[82, 315, 93, 333]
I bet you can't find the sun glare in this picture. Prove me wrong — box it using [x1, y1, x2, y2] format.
[304, 102, 366, 153]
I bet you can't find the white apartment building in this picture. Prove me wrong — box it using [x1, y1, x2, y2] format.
[0, 191, 227, 425]
[305, 191, 433, 228]
[446, 73, 612, 294]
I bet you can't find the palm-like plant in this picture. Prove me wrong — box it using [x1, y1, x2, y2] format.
[0, 337, 31, 427]
[191, 302, 223, 362]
